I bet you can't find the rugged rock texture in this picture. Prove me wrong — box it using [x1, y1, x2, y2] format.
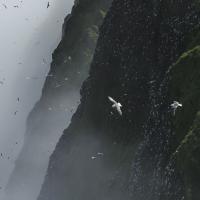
[5, 0, 111, 200]
[38, 1, 200, 200]
[169, 39, 200, 199]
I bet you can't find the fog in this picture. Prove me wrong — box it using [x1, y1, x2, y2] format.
[5, 90, 81, 200]
[0, 0, 74, 199]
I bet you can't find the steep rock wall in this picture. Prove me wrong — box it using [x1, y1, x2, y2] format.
[38, 1, 200, 200]
[5, 0, 111, 200]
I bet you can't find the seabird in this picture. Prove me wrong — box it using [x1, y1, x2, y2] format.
[2, 3, 7, 9]
[171, 101, 182, 115]
[47, 2, 50, 8]
[91, 156, 97, 160]
[108, 96, 122, 116]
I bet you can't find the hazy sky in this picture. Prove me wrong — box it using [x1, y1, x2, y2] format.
[0, 0, 74, 197]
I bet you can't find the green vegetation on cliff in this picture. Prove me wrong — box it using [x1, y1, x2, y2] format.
[170, 32, 200, 200]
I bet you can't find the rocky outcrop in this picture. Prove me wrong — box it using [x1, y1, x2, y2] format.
[38, 1, 200, 200]
[5, 0, 111, 200]
[169, 37, 200, 199]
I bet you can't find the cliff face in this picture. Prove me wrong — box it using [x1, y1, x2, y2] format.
[38, 1, 200, 200]
[169, 36, 200, 199]
[5, 0, 111, 200]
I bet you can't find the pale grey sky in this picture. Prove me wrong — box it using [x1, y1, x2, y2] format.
[0, 0, 74, 197]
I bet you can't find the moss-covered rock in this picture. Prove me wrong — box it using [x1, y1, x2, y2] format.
[170, 46, 200, 141]
[170, 34, 200, 200]
[175, 111, 200, 200]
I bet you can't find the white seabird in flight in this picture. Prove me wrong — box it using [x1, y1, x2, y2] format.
[171, 101, 182, 115]
[108, 96, 122, 116]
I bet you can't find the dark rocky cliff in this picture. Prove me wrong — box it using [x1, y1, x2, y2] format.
[5, 0, 111, 200]
[38, 1, 200, 200]
[169, 38, 200, 199]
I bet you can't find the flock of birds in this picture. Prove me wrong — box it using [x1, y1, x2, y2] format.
[1, 1, 51, 9]
[0, 0, 54, 95]
[0, 91, 183, 166]
[90, 98, 182, 160]
[108, 96, 182, 116]
[91, 152, 104, 160]
[1, 0, 184, 169]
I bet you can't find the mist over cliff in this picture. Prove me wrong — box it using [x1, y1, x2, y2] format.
[4, 0, 200, 200]
[5, 0, 111, 200]
[37, 0, 200, 200]
[0, 0, 74, 198]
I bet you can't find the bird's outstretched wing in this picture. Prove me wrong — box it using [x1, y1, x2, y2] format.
[108, 96, 117, 104]
[116, 107, 122, 116]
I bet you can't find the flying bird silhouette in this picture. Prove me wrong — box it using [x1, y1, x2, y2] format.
[171, 101, 182, 115]
[108, 96, 122, 116]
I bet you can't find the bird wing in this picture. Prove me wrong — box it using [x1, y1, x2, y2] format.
[116, 106, 122, 116]
[112, 104, 116, 108]
[118, 102, 122, 107]
[108, 96, 117, 104]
